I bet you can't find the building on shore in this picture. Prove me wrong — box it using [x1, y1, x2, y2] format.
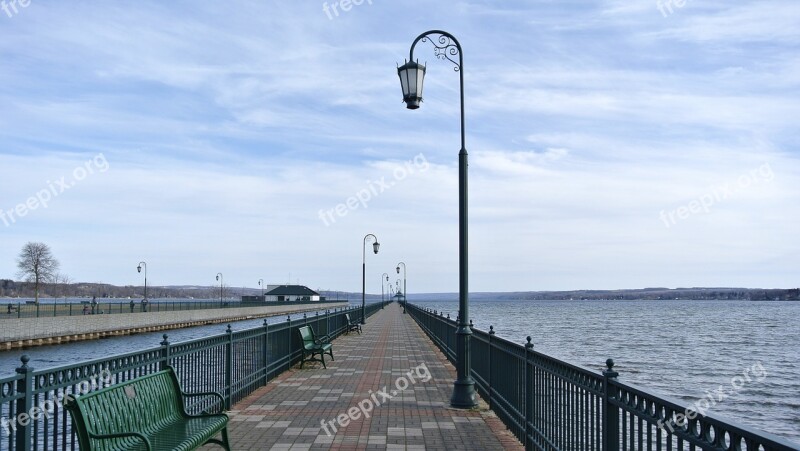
[242, 285, 322, 303]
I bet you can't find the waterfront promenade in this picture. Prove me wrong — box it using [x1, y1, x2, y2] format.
[211, 303, 523, 450]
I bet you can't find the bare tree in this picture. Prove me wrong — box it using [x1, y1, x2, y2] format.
[16, 242, 60, 304]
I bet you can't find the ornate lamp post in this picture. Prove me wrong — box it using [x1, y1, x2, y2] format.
[396, 262, 406, 314]
[397, 30, 476, 408]
[382, 272, 389, 307]
[136, 261, 147, 301]
[215, 273, 223, 307]
[361, 234, 380, 324]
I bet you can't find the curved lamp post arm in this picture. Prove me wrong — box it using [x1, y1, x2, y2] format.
[363, 233, 379, 261]
[407, 30, 465, 151]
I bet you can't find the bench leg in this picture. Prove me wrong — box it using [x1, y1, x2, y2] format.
[204, 426, 231, 451]
[204, 427, 231, 451]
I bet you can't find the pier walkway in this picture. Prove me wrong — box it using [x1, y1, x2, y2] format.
[210, 302, 523, 450]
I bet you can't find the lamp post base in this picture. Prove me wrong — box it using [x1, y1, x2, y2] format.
[451, 323, 477, 409]
[450, 377, 477, 408]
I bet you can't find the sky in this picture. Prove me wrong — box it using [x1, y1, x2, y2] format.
[0, 0, 798, 294]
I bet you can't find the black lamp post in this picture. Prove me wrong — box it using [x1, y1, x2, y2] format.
[137, 261, 147, 302]
[361, 234, 380, 324]
[215, 273, 223, 307]
[382, 272, 389, 307]
[396, 262, 406, 313]
[397, 30, 476, 408]
[258, 278, 264, 298]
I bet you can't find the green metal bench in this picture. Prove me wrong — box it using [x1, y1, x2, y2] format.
[344, 313, 362, 334]
[298, 325, 334, 368]
[64, 367, 231, 451]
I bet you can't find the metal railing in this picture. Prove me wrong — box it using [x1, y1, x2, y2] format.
[0, 301, 389, 450]
[406, 302, 799, 451]
[0, 299, 348, 320]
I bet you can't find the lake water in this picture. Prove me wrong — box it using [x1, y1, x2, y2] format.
[1, 299, 798, 443]
[414, 299, 800, 443]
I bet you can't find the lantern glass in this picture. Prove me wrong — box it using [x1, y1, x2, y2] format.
[397, 59, 426, 109]
[373, 241, 380, 254]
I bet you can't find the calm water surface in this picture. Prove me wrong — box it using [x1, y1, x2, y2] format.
[1, 299, 798, 443]
[416, 299, 800, 443]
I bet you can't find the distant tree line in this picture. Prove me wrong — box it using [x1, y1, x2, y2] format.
[0, 279, 236, 300]
[491, 288, 800, 301]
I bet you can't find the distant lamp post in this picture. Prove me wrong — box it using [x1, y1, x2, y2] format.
[258, 278, 264, 298]
[137, 261, 147, 301]
[396, 262, 406, 313]
[216, 273, 223, 307]
[397, 30, 476, 408]
[361, 234, 380, 324]
[382, 272, 389, 307]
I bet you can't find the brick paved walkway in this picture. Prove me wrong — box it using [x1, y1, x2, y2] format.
[206, 302, 523, 450]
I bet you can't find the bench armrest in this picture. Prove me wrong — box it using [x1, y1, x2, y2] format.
[182, 391, 226, 415]
[89, 431, 151, 450]
[315, 334, 332, 344]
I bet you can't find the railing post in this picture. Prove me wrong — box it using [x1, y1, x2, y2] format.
[488, 326, 495, 410]
[264, 318, 269, 385]
[225, 325, 233, 409]
[603, 358, 620, 451]
[287, 315, 292, 366]
[160, 334, 170, 370]
[525, 336, 534, 451]
[15, 355, 33, 451]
